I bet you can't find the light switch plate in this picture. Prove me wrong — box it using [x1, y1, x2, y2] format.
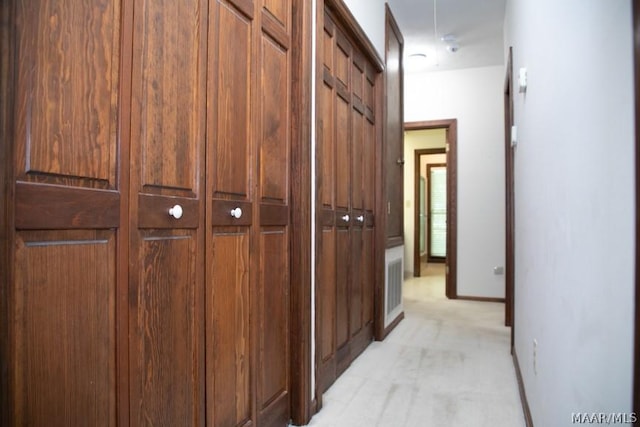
[519, 67, 527, 93]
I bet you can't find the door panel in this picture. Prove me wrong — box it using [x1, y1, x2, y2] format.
[135, 1, 201, 193]
[335, 95, 350, 211]
[258, 4, 292, 422]
[363, 228, 375, 326]
[260, 37, 289, 203]
[350, 59, 365, 341]
[335, 228, 350, 349]
[131, 232, 200, 425]
[208, 1, 256, 426]
[385, 12, 404, 245]
[319, 229, 336, 364]
[7, 0, 297, 424]
[129, 0, 207, 424]
[264, 0, 288, 27]
[208, 231, 251, 427]
[320, 81, 335, 209]
[208, 0, 292, 425]
[15, 0, 120, 188]
[350, 227, 363, 337]
[258, 230, 289, 416]
[11, 1, 123, 424]
[316, 7, 378, 394]
[212, 1, 252, 200]
[14, 231, 116, 426]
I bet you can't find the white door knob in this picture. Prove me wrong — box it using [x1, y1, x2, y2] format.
[341, 214, 350, 222]
[230, 207, 243, 219]
[357, 215, 364, 223]
[168, 204, 183, 219]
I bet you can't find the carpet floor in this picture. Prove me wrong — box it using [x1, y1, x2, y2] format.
[305, 264, 526, 427]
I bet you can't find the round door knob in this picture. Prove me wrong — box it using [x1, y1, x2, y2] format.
[230, 207, 243, 219]
[357, 215, 364, 223]
[168, 205, 183, 219]
[342, 214, 350, 222]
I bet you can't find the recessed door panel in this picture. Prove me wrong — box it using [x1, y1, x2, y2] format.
[320, 229, 337, 362]
[335, 96, 350, 210]
[15, 0, 120, 187]
[263, 0, 289, 28]
[260, 37, 289, 203]
[321, 82, 335, 209]
[335, 35, 350, 89]
[336, 228, 350, 348]
[207, 231, 251, 427]
[351, 106, 364, 211]
[212, 1, 253, 199]
[363, 227, 375, 326]
[133, 0, 205, 194]
[364, 119, 375, 211]
[259, 229, 289, 412]
[130, 232, 200, 426]
[14, 231, 116, 426]
[350, 227, 363, 337]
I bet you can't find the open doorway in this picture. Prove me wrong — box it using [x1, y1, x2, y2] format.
[414, 149, 446, 275]
[405, 120, 458, 299]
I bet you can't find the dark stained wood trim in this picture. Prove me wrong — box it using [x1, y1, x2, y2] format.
[383, 3, 404, 251]
[324, 0, 384, 72]
[513, 349, 535, 427]
[373, 50, 387, 341]
[405, 120, 458, 300]
[382, 312, 405, 339]
[116, 1, 134, 423]
[15, 183, 121, 229]
[456, 296, 506, 303]
[504, 47, 515, 340]
[375, 4, 404, 341]
[314, 0, 326, 413]
[413, 148, 446, 276]
[0, 1, 14, 424]
[289, 0, 313, 423]
[633, 0, 640, 418]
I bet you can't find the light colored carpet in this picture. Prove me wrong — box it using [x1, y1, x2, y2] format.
[305, 264, 526, 427]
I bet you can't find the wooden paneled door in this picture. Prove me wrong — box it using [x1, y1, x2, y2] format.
[128, 0, 207, 424]
[2, 0, 300, 425]
[9, 1, 126, 425]
[206, 0, 293, 426]
[316, 3, 381, 396]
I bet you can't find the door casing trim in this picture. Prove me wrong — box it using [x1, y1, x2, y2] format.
[405, 120, 458, 299]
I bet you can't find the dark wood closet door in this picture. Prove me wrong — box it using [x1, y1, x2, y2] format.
[333, 27, 353, 376]
[207, 0, 292, 425]
[318, 12, 338, 392]
[384, 9, 404, 248]
[128, 0, 208, 424]
[10, 1, 124, 425]
[316, 7, 377, 394]
[350, 55, 376, 357]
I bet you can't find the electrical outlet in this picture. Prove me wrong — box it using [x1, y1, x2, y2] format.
[533, 339, 538, 376]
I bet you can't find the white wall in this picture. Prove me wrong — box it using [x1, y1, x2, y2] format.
[504, 0, 635, 424]
[342, 0, 386, 57]
[404, 66, 506, 298]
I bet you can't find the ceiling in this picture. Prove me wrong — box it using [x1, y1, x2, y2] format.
[386, 0, 507, 72]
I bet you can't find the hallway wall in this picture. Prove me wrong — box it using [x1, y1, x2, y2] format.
[504, 0, 635, 424]
[343, 0, 386, 56]
[404, 66, 506, 299]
